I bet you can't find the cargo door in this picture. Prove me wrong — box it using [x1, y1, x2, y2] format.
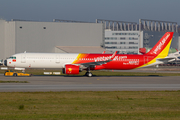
[21, 54, 26, 63]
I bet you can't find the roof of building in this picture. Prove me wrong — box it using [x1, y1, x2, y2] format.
[56, 46, 112, 53]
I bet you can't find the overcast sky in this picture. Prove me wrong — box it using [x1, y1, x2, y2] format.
[0, 0, 179, 24]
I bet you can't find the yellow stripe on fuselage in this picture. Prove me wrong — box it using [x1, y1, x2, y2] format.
[72, 53, 87, 64]
[72, 53, 82, 64]
[137, 38, 172, 68]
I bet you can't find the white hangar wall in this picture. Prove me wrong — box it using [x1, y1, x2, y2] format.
[15, 21, 103, 53]
[0, 20, 5, 59]
[0, 20, 103, 59]
[0, 20, 16, 59]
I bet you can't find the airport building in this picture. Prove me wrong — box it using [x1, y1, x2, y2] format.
[104, 30, 140, 54]
[97, 19, 179, 54]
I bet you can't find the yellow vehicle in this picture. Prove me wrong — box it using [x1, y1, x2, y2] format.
[4, 70, 31, 77]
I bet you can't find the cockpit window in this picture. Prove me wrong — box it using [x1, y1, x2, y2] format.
[9, 56, 16, 59]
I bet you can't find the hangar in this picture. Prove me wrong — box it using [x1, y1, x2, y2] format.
[0, 19, 104, 59]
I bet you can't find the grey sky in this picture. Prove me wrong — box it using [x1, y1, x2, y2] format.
[0, 0, 179, 24]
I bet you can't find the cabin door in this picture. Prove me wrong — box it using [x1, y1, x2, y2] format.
[21, 54, 26, 63]
[56, 55, 60, 63]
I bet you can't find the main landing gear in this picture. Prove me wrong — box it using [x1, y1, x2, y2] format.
[85, 67, 93, 77]
[85, 72, 92, 77]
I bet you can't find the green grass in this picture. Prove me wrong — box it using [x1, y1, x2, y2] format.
[0, 81, 28, 83]
[0, 91, 180, 120]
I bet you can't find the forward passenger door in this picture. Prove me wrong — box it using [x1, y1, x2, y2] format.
[21, 54, 26, 63]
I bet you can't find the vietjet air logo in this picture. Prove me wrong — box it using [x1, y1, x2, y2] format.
[153, 33, 170, 54]
[68, 68, 72, 72]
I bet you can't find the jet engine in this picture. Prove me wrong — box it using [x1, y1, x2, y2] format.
[62, 64, 80, 74]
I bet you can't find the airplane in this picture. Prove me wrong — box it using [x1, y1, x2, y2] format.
[0, 59, 3, 66]
[168, 50, 180, 61]
[3, 32, 174, 77]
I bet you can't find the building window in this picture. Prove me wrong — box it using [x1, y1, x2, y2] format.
[105, 37, 117, 40]
[112, 33, 138, 36]
[129, 37, 138, 40]
[129, 46, 138, 49]
[120, 42, 126, 44]
[120, 37, 125, 40]
[105, 42, 117, 44]
[129, 42, 134, 44]
[105, 46, 117, 49]
[129, 42, 138, 44]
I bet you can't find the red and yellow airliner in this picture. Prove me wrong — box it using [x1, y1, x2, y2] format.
[4, 32, 174, 77]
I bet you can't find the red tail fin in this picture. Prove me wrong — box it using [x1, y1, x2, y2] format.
[146, 32, 173, 57]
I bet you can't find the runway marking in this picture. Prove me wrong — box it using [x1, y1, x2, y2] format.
[1, 75, 180, 91]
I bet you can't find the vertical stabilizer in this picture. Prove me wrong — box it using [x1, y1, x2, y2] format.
[146, 32, 174, 58]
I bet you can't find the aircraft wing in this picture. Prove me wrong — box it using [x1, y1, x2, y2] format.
[80, 51, 117, 67]
[80, 59, 111, 67]
[156, 57, 176, 63]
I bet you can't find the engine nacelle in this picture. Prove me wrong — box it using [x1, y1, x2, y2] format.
[63, 64, 80, 74]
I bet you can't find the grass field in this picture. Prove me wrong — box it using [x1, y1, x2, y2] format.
[0, 81, 28, 83]
[0, 91, 180, 120]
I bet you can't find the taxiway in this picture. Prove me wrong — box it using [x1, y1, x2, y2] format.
[0, 74, 180, 92]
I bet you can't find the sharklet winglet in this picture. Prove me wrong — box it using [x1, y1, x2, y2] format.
[110, 51, 117, 60]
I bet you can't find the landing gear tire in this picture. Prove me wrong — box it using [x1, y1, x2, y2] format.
[87, 72, 92, 77]
[13, 73, 17, 77]
[85, 67, 93, 77]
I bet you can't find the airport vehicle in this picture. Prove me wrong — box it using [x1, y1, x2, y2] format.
[4, 70, 31, 77]
[4, 32, 174, 77]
